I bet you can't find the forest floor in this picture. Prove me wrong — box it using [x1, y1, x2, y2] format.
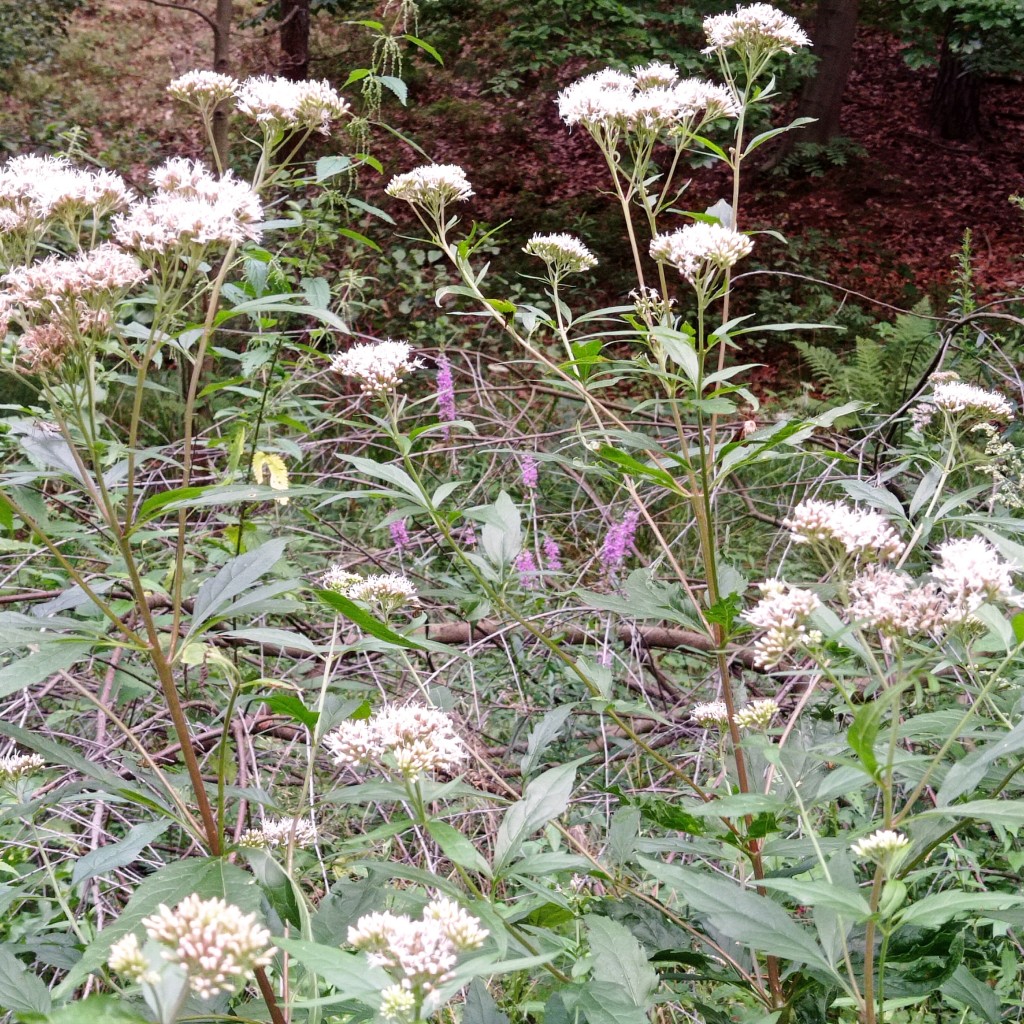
[3, 4, 1023, 316]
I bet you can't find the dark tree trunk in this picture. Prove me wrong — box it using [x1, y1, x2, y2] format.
[278, 0, 310, 81]
[211, 0, 233, 169]
[793, 0, 860, 145]
[929, 33, 981, 141]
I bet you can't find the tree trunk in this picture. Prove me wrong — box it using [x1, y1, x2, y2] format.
[929, 33, 981, 141]
[278, 0, 310, 81]
[793, 0, 860, 145]
[211, 0, 233, 169]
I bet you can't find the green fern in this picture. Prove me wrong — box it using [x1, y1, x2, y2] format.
[794, 299, 939, 418]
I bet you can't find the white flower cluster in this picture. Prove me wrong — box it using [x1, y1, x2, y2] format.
[238, 817, 316, 850]
[234, 75, 352, 134]
[113, 157, 263, 255]
[932, 536, 1018, 618]
[4, 245, 147, 309]
[557, 64, 738, 141]
[979, 424, 1024, 511]
[703, 3, 811, 56]
[848, 565, 948, 637]
[733, 698, 780, 730]
[785, 499, 905, 562]
[167, 70, 237, 106]
[523, 233, 597, 275]
[169, 71, 350, 134]
[0, 752, 45, 782]
[330, 339, 424, 395]
[349, 896, 487, 1001]
[321, 567, 418, 615]
[385, 165, 474, 212]
[109, 895, 275, 999]
[326, 703, 468, 782]
[650, 222, 753, 283]
[850, 828, 909, 868]
[923, 381, 1013, 426]
[690, 700, 730, 728]
[0, 154, 132, 230]
[744, 579, 822, 668]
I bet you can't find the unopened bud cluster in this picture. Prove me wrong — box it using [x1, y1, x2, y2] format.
[349, 896, 487, 1015]
[109, 895, 275, 1000]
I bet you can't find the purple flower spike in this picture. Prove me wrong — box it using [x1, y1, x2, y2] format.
[389, 518, 411, 551]
[601, 508, 639, 574]
[543, 536, 562, 571]
[436, 354, 456, 432]
[515, 549, 538, 589]
[520, 455, 538, 491]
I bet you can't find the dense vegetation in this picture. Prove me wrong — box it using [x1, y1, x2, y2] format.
[2, 4, 1024, 1024]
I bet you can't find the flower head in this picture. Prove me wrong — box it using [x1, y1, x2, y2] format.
[330, 339, 424, 395]
[327, 704, 468, 782]
[744, 579, 822, 668]
[650, 223, 753, 284]
[515, 548, 538, 589]
[931, 381, 1013, 421]
[519, 454, 538, 490]
[238, 817, 316, 850]
[734, 698, 780, 730]
[108, 934, 160, 985]
[385, 165, 473, 212]
[601, 508, 640, 574]
[435, 354, 457, 429]
[0, 155, 132, 227]
[168, 70, 239, 107]
[543, 535, 562, 571]
[703, 4, 811, 57]
[345, 573, 419, 615]
[235, 75, 351, 134]
[349, 897, 486, 996]
[691, 701, 730, 728]
[390, 518, 411, 551]
[932, 536, 1018, 618]
[141, 895, 275, 999]
[523, 233, 597, 275]
[850, 829, 910, 870]
[0, 753, 46, 783]
[848, 566, 949, 637]
[113, 159, 262, 254]
[785, 499, 905, 562]
[320, 564, 362, 593]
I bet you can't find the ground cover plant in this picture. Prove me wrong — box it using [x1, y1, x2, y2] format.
[3, 5, 1024, 1024]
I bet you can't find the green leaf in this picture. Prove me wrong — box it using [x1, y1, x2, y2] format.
[403, 33, 444, 64]
[263, 693, 319, 730]
[493, 760, 583, 876]
[219, 627, 318, 654]
[464, 980, 509, 1024]
[377, 75, 408, 105]
[848, 700, 883, 779]
[757, 877, 871, 920]
[574, 981, 650, 1024]
[336, 454, 424, 503]
[937, 716, 1024, 805]
[71, 820, 170, 886]
[190, 539, 287, 635]
[896, 891, 1024, 929]
[650, 326, 698, 386]
[0, 947, 51, 1014]
[639, 856, 838, 976]
[0, 642, 93, 700]
[520, 704, 576, 778]
[940, 965, 1001, 1024]
[275, 938, 389, 1006]
[55, 859, 262, 997]
[427, 820, 492, 877]
[585, 915, 658, 1008]
[916, 799, 1024, 828]
[16, 995, 150, 1024]
[314, 590, 426, 650]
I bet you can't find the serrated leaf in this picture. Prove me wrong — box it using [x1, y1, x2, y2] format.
[190, 539, 287, 633]
[0, 947, 51, 1013]
[0, 643, 93, 700]
[314, 590, 425, 650]
[275, 938, 388, 1006]
[494, 760, 583, 876]
[520, 704, 576, 778]
[585, 915, 658, 1007]
[897, 892, 1024, 929]
[464, 980, 509, 1024]
[639, 857, 837, 976]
